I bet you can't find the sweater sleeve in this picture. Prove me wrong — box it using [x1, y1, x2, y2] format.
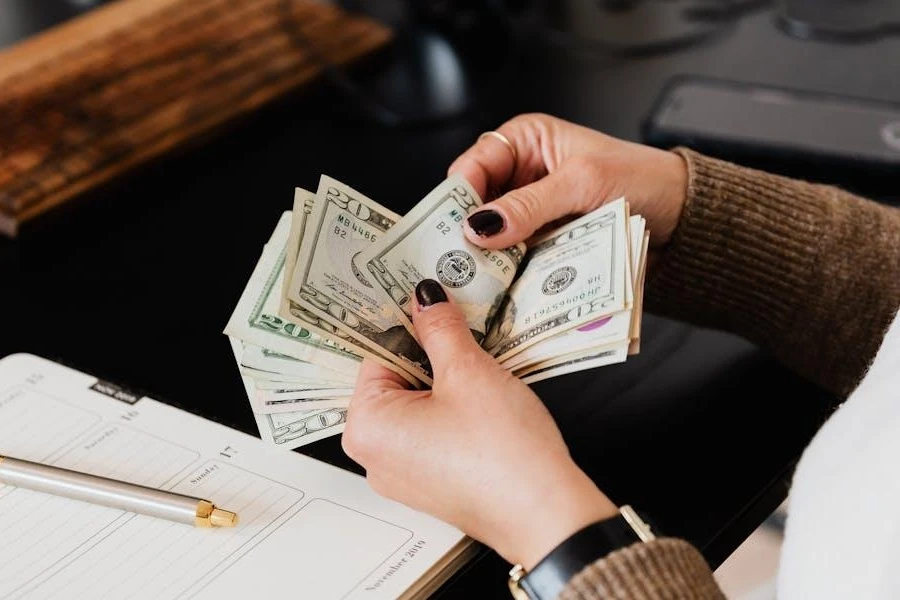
[646, 148, 900, 398]
[559, 538, 724, 600]
[558, 153, 900, 600]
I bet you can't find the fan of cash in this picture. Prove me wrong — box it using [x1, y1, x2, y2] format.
[225, 176, 649, 450]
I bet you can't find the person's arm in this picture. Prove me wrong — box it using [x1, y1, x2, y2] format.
[343, 114, 900, 600]
[647, 149, 900, 397]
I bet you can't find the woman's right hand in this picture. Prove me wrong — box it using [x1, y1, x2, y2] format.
[449, 113, 689, 252]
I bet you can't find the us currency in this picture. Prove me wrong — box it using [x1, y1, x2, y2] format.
[628, 231, 650, 355]
[279, 188, 314, 319]
[516, 343, 629, 385]
[500, 215, 645, 371]
[277, 186, 422, 388]
[238, 343, 355, 385]
[224, 212, 364, 374]
[253, 408, 347, 449]
[287, 176, 434, 384]
[484, 198, 630, 363]
[250, 377, 353, 396]
[511, 216, 648, 379]
[225, 179, 648, 451]
[277, 189, 368, 362]
[503, 313, 631, 372]
[279, 190, 358, 351]
[357, 175, 526, 348]
[228, 336, 347, 448]
[282, 292, 420, 382]
[250, 391, 349, 415]
[240, 365, 348, 386]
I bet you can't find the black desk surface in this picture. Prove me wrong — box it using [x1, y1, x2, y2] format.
[2, 2, 897, 597]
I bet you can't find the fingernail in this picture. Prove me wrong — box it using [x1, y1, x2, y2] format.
[467, 210, 505, 237]
[415, 279, 447, 308]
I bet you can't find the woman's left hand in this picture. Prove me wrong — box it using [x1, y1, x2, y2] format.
[342, 280, 617, 569]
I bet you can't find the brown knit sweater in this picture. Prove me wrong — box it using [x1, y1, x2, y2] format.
[557, 149, 900, 600]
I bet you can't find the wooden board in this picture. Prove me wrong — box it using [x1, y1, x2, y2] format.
[0, 0, 392, 237]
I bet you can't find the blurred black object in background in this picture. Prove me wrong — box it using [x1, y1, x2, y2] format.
[331, 0, 900, 128]
[316, 0, 777, 125]
[540, 0, 772, 57]
[0, 0, 106, 44]
[779, 0, 900, 41]
[643, 77, 900, 203]
[329, 0, 523, 125]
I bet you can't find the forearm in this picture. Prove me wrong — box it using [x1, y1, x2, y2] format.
[647, 149, 900, 397]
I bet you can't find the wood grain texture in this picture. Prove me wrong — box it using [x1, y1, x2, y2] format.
[0, 0, 391, 237]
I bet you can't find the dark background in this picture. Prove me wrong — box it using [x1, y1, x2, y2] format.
[1, 1, 898, 597]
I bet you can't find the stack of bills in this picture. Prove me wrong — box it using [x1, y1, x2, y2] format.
[225, 176, 648, 450]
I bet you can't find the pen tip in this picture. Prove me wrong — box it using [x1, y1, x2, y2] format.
[211, 508, 238, 527]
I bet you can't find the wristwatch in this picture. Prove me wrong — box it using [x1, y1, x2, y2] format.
[507, 505, 657, 600]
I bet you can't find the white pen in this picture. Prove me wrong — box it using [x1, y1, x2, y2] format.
[0, 455, 238, 528]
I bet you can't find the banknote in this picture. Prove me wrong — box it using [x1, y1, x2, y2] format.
[250, 391, 349, 415]
[511, 215, 646, 378]
[227, 336, 347, 448]
[278, 188, 369, 363]
[253, 408, 348, 449]
[484, 198, 630, 363]
[287, 176, 433, 383]
[276, 187, 420, 387]
[250, 378, 353, 396]
[516, 343, 629, 385]
[499, 215, 645, 371]
[628, 231, 650, 355]
[224, 213, 364, 374]
[279, 188, 315, 319]
[357, 175, 526, 346]
[226, 178, 649, 451]
[502, 310, 632, 372]
[240, 365, 349, 386]
[239, 343, 355, 385]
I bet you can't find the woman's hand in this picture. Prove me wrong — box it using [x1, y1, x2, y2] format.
[344, 117, 676, 567]
[342, 280, 617, 569]
[450, 113, 688, 251]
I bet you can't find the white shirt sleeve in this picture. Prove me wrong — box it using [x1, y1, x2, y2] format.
[778, 309, 900, 599]
[852, 310, 900, 395]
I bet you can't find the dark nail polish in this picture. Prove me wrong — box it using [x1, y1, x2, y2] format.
[467, 210, 505, 237]
[415, 279, 447, 308]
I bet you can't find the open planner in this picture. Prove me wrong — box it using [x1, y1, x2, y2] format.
[0, 354, 474, 599]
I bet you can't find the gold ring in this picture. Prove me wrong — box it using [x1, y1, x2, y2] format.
[478, 131, 517, 164]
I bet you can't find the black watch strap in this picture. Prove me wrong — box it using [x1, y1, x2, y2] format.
[511, 506, 656, 600]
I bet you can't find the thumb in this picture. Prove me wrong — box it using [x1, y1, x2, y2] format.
[463, 163, 593, 250]
[412, 279, 484, 376]
[354, 358, 409, 396]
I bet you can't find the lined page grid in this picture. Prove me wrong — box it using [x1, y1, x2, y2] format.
[0, 386, 101, 464]
[0, 387, 306, 600]
[52, 422, 199, 489]
[0, 355, 469, 600]
[0, 386, 115, 597]
[25, 462, 306, 600]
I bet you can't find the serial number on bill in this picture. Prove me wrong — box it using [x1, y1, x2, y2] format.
[334, 214, 378, 241]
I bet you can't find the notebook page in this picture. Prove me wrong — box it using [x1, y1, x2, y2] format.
[0, 353, 469, 600]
